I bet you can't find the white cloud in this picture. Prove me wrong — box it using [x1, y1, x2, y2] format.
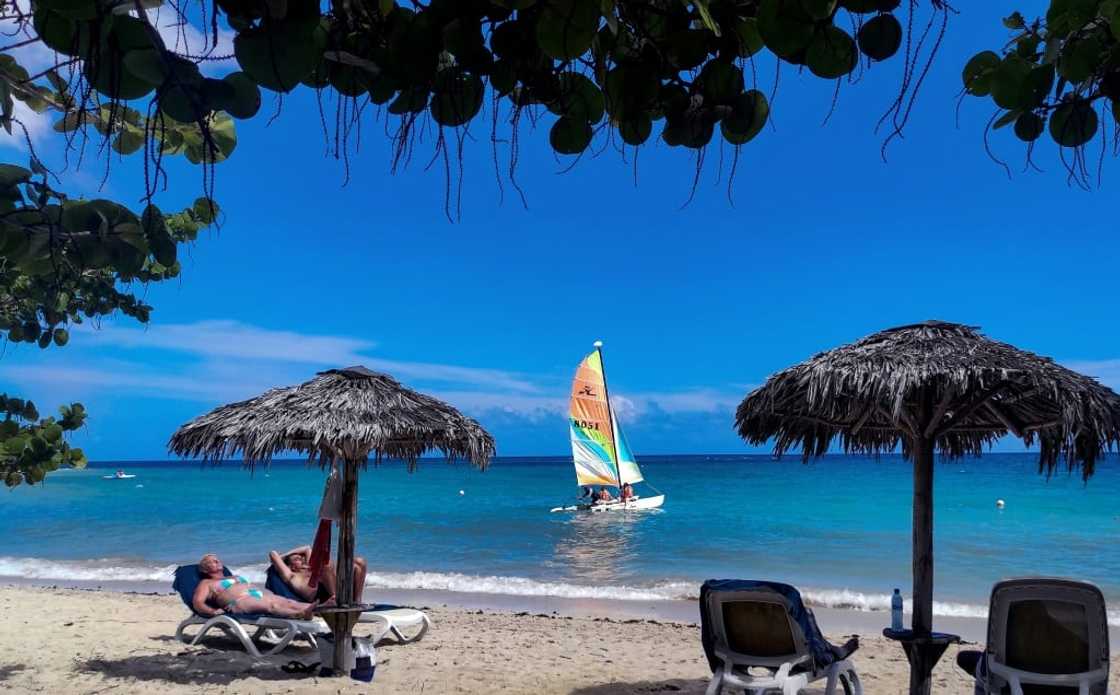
[78, 319, 541, 393]
[0, 100, 53, 151]
[82, 319, 376, 366]
[0, 361, 275, 403]
[146, 7, 236, 76]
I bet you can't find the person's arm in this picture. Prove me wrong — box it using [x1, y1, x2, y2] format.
[269, 550, 296, 584]
[280, 545, 312, 560]
[192, 580, 223, 617]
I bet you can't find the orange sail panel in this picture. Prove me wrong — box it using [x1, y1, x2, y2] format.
[569, 350, 620, 487]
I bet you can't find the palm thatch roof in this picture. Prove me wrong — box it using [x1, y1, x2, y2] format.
[168, 366, 495, 469]
[735, 321, 1120, 479]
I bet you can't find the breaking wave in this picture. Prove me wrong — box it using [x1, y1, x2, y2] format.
[1, 556, 1116, 626]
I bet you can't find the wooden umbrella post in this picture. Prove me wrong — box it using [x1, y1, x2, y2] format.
[909, 435, 935, 695]
[330, 457, 360, 674]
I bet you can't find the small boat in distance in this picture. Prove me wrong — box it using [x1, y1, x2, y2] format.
[102, 469, 136, 480]
[550, 341, 664, 513]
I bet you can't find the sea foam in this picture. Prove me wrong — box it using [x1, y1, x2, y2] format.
[0, 556, 1116, 627]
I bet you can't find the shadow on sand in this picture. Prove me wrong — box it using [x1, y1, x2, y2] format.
[77, 634, 323, 687]
[0, 664, 28, 681]
[569, 678, 709, 694]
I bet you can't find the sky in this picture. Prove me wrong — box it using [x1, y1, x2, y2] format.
[3, 1, 1120, 460]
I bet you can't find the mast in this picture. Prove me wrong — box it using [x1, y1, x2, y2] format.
[594, 340, 624, 491]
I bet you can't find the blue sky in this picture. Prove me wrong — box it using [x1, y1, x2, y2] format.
[3, 1, 1120, 460]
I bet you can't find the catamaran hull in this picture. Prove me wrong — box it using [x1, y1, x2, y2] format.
[550, 494, 665, 513]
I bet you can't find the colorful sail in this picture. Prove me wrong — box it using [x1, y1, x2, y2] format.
[569, 347, 644, 487]
[611, 403, 643, 485]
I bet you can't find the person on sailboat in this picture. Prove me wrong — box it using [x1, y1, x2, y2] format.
[620, 482, 634, 502]
[595, 486, 615, 504]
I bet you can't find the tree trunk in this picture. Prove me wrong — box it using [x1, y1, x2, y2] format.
[332, 457, 360, 674]
[910, 435, 935, 695]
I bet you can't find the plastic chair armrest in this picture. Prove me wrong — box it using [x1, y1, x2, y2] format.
[988, 660, 1108, 695]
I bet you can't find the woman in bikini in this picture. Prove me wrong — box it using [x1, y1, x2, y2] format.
[191, 553, 317, 619]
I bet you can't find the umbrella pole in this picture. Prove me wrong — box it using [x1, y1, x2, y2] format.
[910, 435, 935, 695]
[332, 457, 360, 674]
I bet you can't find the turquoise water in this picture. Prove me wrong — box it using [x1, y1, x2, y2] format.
[0, 454, 1116, 621]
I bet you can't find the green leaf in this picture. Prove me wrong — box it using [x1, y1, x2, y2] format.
[537, 0, 600, 60]
[858, 14, 902, 62]
[698, 61, 743, 104]
[111, 127, 146, 155]
[1058, 35, 1102, 84]
[549, 116, 593, 154]
[992, 110, 1020, 129]
[806, 25, 857, 79]
[192, 197, 219, 224]
[0, 165, 31, 187]
[962, 50, 1000, 96]
[1013, 112, 1045, 141]
[1002, 11, 1025, 30]
[1049, 100, 1098, 147]
[732, 19, 764, 58]
[549, 73, 605, 124]
[234, 20, 322, 93]
[720, 89, 769, 145]
[757, 0, 814, 60]
[691, 0, 721, 36]
[618, 115, 652, 145]
[800, 0, 836, 21]
[430, 70, 484, 127]
[122, 48, 168, 86]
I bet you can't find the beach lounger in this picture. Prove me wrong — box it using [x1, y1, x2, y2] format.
[700, 579, 863, 695]
[264, 565, 431, 644]
[172, 564, 328, 657]
[955, 577, 1110, 695]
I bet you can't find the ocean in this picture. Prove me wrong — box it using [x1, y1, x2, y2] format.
[1, 453, 1116, 624]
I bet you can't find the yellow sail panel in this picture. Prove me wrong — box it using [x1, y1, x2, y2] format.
[569, 350, 619, 487]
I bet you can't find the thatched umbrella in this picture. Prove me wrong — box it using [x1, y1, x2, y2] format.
[168, 366, 494, 673]
[735, 321, 1120, 695]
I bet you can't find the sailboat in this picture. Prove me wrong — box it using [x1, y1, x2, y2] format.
[550, 341, 665, 513]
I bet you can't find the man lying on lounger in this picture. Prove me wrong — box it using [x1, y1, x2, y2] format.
[269, 545, 368, 604]
[193, 553, 317, 619]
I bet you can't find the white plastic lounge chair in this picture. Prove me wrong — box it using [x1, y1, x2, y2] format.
[956, 577, 1111, 695]
[701, 580, 863, 695]
[173, 564, 328, 657]
[365, 606, 431, 644]
[264, 565, 431, 644]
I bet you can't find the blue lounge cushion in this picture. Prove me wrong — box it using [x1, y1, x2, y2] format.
[700, 579, 857, 674]
[172, 564, 264, 621]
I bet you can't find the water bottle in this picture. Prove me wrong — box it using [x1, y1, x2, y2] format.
[891, 588, 904, 631]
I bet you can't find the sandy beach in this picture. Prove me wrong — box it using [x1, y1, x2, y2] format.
[2, 585, 1115, 694]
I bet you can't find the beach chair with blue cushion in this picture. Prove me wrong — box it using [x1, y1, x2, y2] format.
[173, 564, 328, 657]
[264, 565, 431, 644]
[701, 579, 863, 695]
[955, 577, 1110, 695]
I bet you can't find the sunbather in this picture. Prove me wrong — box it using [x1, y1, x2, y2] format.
[192, 553, 316, 619]
[269, 544, 368, 604]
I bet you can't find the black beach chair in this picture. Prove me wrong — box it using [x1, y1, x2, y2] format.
[956, 577, 1110, 695]
[700, 579, 863, 695]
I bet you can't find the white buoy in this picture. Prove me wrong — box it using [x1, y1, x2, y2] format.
[996, 499, 1005, 509]
[459, 489, 465, 496]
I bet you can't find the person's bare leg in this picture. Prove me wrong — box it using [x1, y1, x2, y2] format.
[238, 593, 316, 620]
[319, 562, 339, 600]
[353, 557, 367, 603]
